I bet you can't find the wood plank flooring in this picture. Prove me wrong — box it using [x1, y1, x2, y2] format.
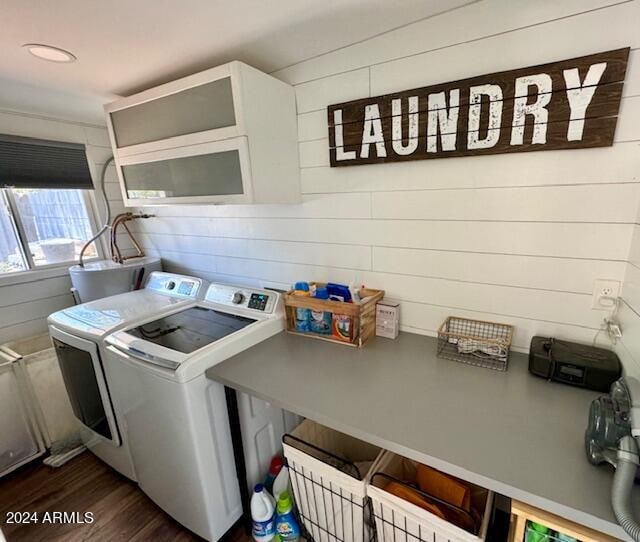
[0, 452, 251, 542]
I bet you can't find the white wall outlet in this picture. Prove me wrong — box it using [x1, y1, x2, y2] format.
[592, 279, 621, 310]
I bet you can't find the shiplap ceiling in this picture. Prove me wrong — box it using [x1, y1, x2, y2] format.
[0, 0, 474, 124]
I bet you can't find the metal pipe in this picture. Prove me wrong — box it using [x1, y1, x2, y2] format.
[110, 212, 154, 264]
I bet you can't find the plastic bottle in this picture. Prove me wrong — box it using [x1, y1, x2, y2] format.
[251, 484, 276, 542]
[292, 282, 311, 332]
[310, 287, 332, 335]
[332, 313, 352, 342]
[272, 465, 291, 500]
[264, 456, 284, 494]
[349, 284, 360, 303]
[275, 491, 301, 542]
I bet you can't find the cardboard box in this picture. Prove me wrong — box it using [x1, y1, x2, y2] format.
[376, 299, 400, 339]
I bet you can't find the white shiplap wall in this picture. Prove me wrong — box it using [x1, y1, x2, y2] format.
[0, 111, 125, 343]
[616, 215, 640, 375]
[131, 0, 640, 354]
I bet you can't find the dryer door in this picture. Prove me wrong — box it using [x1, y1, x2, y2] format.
[50, 327, 121, 446]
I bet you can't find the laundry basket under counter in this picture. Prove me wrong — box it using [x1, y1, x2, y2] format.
[367, 452, 494, 542]
[282, 419, 384, 542]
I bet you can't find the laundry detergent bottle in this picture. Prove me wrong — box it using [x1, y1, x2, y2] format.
[309, 287, 332, 335]
[251, 484, 276, 542]
[264, 456, 284, 494]
[293, 282, 311, 332]
[275, 490, 300, 542]
[272, 465, 291, 500]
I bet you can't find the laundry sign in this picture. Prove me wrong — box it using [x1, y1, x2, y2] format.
[327, 48, 629, 167]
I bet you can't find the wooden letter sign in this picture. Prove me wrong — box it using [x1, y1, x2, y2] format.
[327, 48, 629, 167]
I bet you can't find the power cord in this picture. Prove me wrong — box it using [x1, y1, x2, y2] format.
[593, 296, 622, 346]
[456, 338, 508, 359]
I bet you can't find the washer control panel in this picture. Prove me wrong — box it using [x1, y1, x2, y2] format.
[248, 293, 269, 311]
[205, 284, 277, 313]
[145, 272, 204, 300]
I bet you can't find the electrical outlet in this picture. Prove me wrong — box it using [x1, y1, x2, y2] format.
[592, 279, 621, 310]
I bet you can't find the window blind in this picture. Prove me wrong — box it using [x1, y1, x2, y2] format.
[0, 134, 94, 189]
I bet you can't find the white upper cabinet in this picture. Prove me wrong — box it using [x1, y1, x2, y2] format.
[105, 62, 300, 206]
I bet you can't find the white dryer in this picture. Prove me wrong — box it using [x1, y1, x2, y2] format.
[47, 272, 207, 480]
[105, 283, 300, 541]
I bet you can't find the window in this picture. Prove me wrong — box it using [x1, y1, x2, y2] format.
[0, 134, 99, 274]
[0, 188, 99, 273]
[0, 192, 27, 273]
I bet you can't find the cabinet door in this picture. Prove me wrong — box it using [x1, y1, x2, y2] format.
[117, 138, 253, 206]
[109, 77, 237, 149]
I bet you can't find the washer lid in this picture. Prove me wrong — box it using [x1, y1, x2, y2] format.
[126, 306, 257, 354]
[107, 305, 258, 370]
[48, 289, 186, 338]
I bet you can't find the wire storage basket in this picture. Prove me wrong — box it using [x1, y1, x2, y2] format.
[283, 420, 384, 542]
[437, 317, 513, 371]
[367, 452, 494, 542]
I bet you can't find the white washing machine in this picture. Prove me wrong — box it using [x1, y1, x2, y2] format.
[47, 272, 207, 480]
[104, 283, 300, 541]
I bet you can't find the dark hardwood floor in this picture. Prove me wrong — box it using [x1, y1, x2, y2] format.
[0, 452, 251, 542]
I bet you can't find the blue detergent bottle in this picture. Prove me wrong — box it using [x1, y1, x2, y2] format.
[293, 282, 311, 332]
[275, 491, 300, 542]
[310, 287, 332, 335]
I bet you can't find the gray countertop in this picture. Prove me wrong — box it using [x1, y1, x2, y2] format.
[206, 331, 638, 540]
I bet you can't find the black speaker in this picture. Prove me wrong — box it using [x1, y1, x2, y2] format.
[529, 336, 621, 392]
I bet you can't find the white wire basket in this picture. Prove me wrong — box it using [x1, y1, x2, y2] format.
[367, 452, 494, 542]
[283, 420, 384, 542]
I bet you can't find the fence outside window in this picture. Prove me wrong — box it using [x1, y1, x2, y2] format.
[0, 188, 99, 273]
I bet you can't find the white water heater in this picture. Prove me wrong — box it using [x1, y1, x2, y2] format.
[69, 257, 162, 303]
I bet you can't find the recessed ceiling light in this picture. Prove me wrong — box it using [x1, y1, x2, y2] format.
[23, 44, 76, 63]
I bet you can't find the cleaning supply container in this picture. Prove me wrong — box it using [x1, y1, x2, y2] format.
[272, 465, 291, 500]
[283, 286, 385, 347]
[309, 288, 332, 335]
[265, 456, 284, 494]
[251, 483, 276, 542]
[275, 490, 301, 542]
[292, 282, 312, 333]
[282, 419, 384, 542]
[367, 451, 494, 542]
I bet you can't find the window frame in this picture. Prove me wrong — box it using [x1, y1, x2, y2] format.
[0, 188, 104, 276]
[0, 190, 30, 273]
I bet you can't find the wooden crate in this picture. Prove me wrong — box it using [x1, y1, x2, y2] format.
[283, 287, 385, 347]
[509, 500, 619, 542]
